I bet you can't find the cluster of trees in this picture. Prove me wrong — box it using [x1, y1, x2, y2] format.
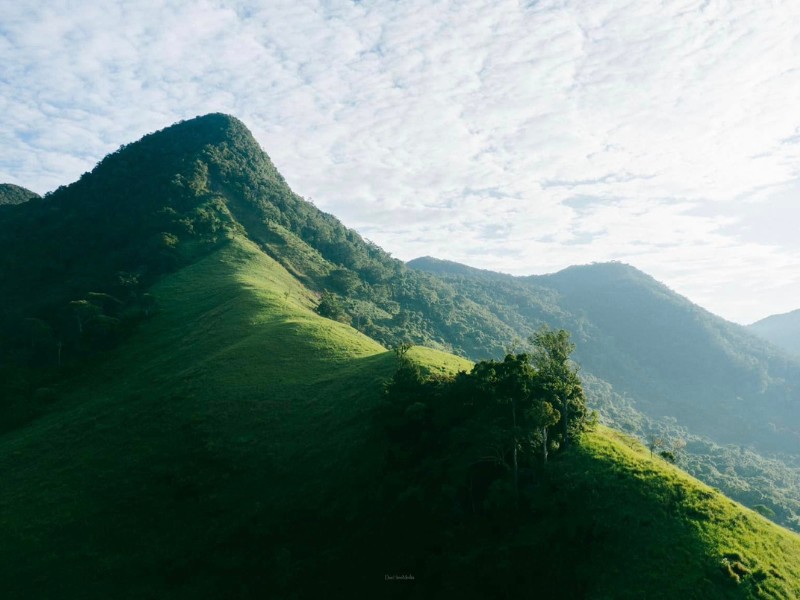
[358, 329, 594, 594]
[380, 328, 592, 513]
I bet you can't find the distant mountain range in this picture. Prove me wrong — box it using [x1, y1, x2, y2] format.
[1, 114, 799, 596]
[408, 256, 800, 452]
[749, 309, 800, 357]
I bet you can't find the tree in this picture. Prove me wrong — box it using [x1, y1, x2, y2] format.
[393, 342, 412, 358]
[68, 300, 100, 335]
[471, 353, 563, 495]
[315, 291, 350, 324]
[647, 434, 664, 458]
[527, 400, 560, 464]
[529, 326, 586, 449]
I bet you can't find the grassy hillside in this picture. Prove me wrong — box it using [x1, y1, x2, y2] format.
[2, 114, 800, 597]
[0, 234, 464, 598]
[531, 426, 800, 598]
[1, 234, 799, 598]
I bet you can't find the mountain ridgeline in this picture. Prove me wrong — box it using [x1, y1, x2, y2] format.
[407, 259, 800, 530]
[749, 309, 800, 358]
[2, 114, 800, 597]
[2, 114, 800, 526]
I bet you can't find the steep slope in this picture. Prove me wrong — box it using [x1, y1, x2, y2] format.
[537, 262, 800, 450]
[0, 234, 470, 598]
[0, 183, 39, 205]
[2, 114, 800, 597]
[750, 309, 800, 357]
[2, 234, 799, 598]
[534, 426, 800, 598]
[2, 113, 800, 532]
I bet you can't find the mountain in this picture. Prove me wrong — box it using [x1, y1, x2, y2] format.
[1, 114, 800, 596]
[406, 258, 800, 530]
[749, 309, 800, 357]
[407, 255, 512, 281]
[2, 233, 798, 598]
[0, 183, 39, 205]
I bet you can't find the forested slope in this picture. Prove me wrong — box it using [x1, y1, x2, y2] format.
[750, 309, 800, 358]
[1, 234, 798, 598]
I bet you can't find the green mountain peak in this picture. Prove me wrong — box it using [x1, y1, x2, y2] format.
[2, 115, 800, 597]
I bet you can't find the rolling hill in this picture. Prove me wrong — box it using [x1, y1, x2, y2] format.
[749, 309, 800, 358]
[1, 113, 800, 597]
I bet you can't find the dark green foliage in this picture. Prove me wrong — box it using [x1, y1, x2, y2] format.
[379, 328, 590, 523]
[660, 450, 676, 463]
[365, 344, 594, 597]
[315, 291, 350, 324]
[0, 115, 245, 426]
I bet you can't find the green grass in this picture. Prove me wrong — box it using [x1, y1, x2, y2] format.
[532, 425, 800, 598]
[1, 235, 798, 598]
[0, 236, 470, 598]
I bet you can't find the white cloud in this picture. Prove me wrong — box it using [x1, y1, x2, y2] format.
[2, 0, 800, 323]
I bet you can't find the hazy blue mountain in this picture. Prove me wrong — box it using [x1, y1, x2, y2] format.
[409, 257, 799, 450]
[749, 309, 800, 357]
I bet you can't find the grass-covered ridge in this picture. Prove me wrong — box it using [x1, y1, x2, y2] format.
[543, 426, 800, 598]
[2, 115, 799, 598]
[0, 234, 466, 598]
[0, 234, 798, 598]
[4, 113, 798, 533]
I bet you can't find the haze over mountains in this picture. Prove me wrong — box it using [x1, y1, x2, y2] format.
[1, 114, 799, 597]
[749, 310, 800, 358]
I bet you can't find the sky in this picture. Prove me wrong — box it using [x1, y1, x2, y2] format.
[2, 0, 800, 324]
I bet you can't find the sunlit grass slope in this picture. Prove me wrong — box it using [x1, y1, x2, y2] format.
[0, 235, 469, 598]
[1, 234, 798, 599]
[533, 425, 800, 598]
